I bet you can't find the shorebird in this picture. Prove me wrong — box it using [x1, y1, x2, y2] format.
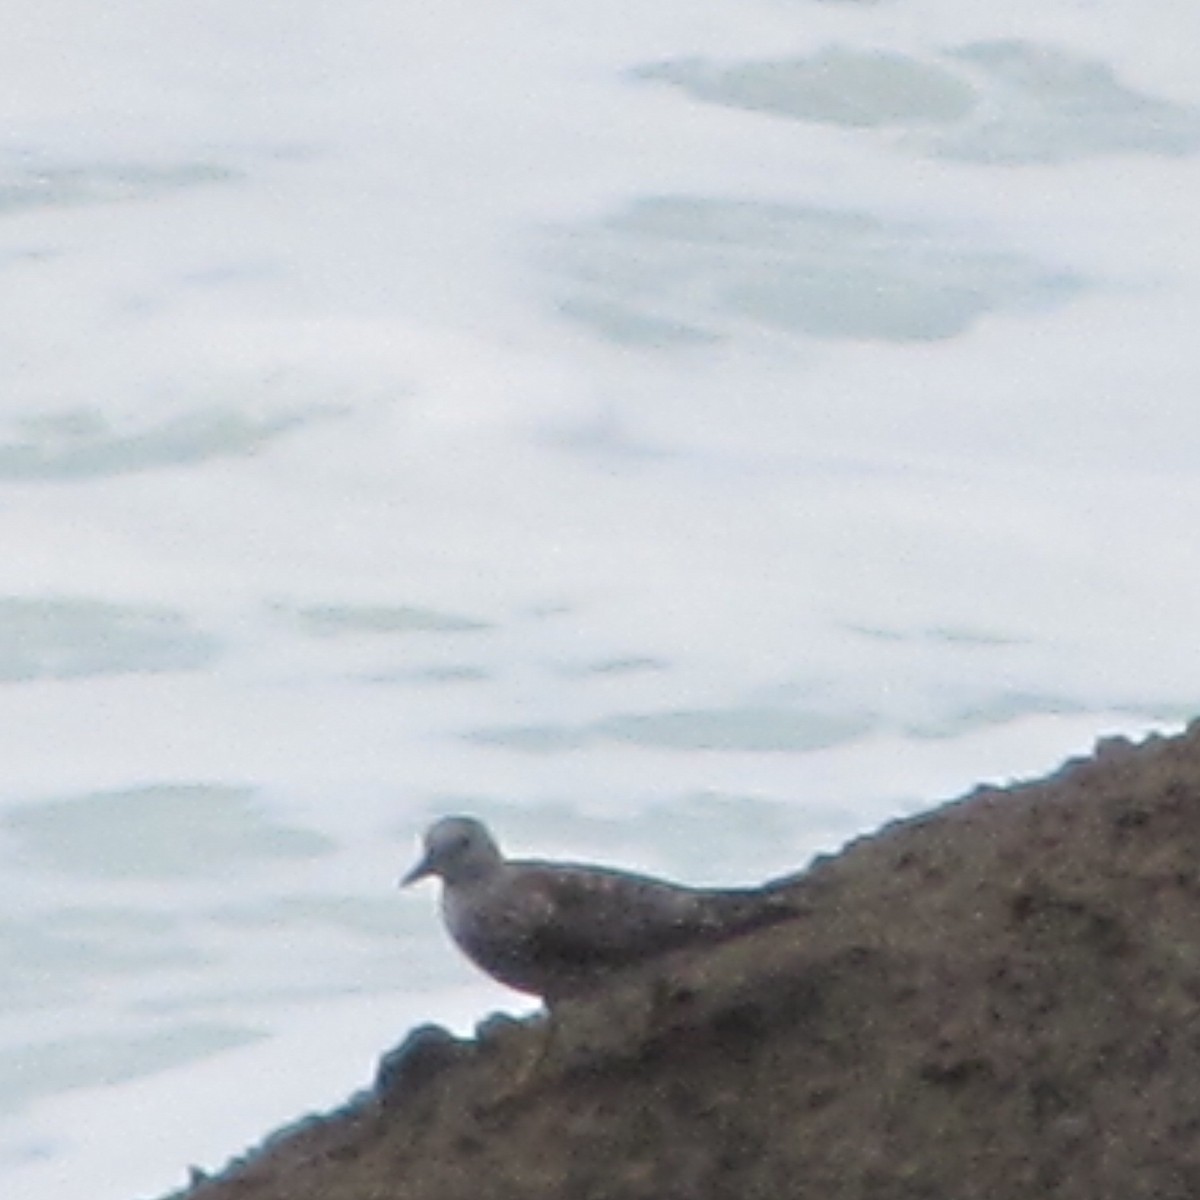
[401, 815, 802, 1004]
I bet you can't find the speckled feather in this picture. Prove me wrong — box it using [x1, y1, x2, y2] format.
[404, 816, 802, 1003]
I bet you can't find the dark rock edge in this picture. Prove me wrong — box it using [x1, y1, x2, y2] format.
[171, 722, 1200, 1200]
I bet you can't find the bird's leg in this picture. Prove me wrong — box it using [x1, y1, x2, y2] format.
[472, 1006, 557, 1105]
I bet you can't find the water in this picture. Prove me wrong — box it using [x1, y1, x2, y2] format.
[2, 0, 1198, 1195]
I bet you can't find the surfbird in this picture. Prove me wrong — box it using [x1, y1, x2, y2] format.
[401, 815, 802, 1004]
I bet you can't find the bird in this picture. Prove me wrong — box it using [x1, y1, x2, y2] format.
[400, 815, 803, 1004]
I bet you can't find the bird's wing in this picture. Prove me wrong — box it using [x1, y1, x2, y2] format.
[510, 863, 798, 968]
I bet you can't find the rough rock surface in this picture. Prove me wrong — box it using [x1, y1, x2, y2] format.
[170, 723, 1200, 1200]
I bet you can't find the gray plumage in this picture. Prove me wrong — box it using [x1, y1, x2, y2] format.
[401, 815, 801, 1003]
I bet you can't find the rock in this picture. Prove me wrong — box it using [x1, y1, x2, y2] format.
[166, 721, 1200, 1200]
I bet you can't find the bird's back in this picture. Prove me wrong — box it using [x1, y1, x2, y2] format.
[444, 857, 802, 1002]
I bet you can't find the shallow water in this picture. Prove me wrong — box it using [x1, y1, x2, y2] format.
[1, 0, 1197, 1195]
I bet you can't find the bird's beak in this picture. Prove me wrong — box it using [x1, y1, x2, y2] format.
[400, 853, 434, 888]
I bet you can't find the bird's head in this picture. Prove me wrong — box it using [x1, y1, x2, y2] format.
[401, 815, 503, 888]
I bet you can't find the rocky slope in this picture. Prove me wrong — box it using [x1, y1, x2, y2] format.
[171, 722, 1200, 1200]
